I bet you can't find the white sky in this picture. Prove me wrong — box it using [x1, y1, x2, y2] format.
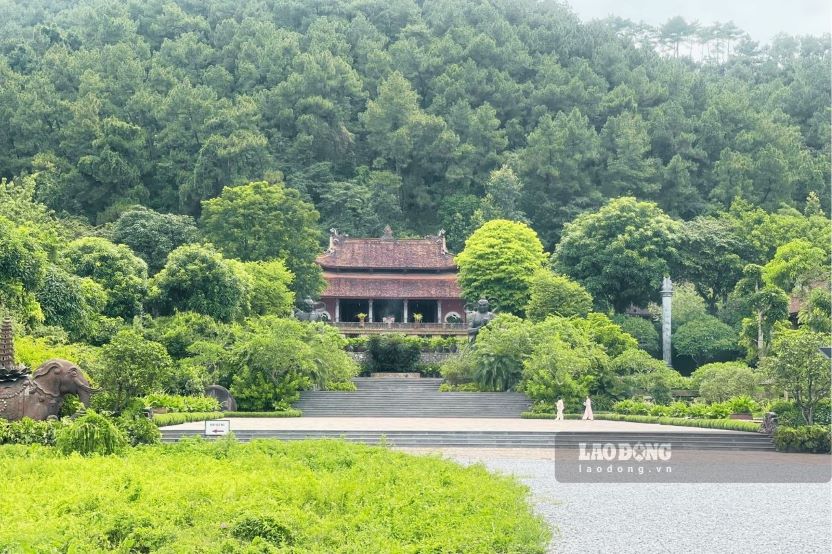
[565, 0, 831, 43]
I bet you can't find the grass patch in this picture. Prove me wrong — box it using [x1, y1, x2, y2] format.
[595, 413, 762, 432]
[0, 439, 550, 552]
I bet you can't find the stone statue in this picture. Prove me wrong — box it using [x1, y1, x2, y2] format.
[0, 359, 95, 421]
[293, 297, 329, 322]
[0, 318, 95, 421]
[204, 384, 237, 412]
[761, 412, 778, 435]
[466, 299, 495, 342]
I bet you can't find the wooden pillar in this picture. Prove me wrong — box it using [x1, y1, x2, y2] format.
[403, 299, 408, 323]
[335, 299, 340, 323]
[437, 300, 443, 323]
[368, 299, 374, 323]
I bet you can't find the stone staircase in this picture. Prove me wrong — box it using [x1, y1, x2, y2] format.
[293, 377, 532, 418]
[159, 429, 775, 451]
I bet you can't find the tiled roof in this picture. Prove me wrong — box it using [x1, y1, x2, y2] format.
[321, 272, 462, 299]
[316, 230, 456, 270]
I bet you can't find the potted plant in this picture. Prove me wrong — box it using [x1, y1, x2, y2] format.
[356, 313, 367, 327]
[413, 313, 423, 325]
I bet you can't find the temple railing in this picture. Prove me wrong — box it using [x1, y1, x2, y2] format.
[330, 322, 467, 335]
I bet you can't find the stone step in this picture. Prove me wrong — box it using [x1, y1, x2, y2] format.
[159, 429, 775, 450]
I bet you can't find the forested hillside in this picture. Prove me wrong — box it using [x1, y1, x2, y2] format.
[1, 0, 829, 250]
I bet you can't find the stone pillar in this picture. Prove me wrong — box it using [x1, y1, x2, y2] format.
[335, 299, 340, 323]
[368, 299, 374, 323]
[403, 299, 408, 323]
[437, 300, 443, 324]
[661, 276, 673, 367]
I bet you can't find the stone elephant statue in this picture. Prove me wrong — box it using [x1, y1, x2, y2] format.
[0, 359, 94, 421]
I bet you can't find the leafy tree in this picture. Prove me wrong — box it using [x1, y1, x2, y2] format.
[110, 206, 200, 274]
[200, 180, 324, 299]
[797, 288, 832, 334]
[612, 315, 660, 357]
[35, 266, 106, 341]
[456, 220, 547, 314]
[96, 329, 173, 413]
[525, 270, 593, 322]
[0, 215, 48, 325]
[732, 265, 790, 360]
[573, 313, 638, 359]
[678, 216, 746, 312]
[63, 237, 148, 320]
[517, 109, 601, 248]
[472, 314, 532, 391]
[553, 197, 682, 311]
[690, 362, 761, 403]
[231, 318, 357, 410]
[148, 244, 245, 322]
[673, 315, 742, 367]
[762, 329, 831, 424]
[762, 239, 828, 293]
[236, 260, 295, 318]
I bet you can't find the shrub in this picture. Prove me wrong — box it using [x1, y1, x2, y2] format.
[366, 334, 421, 373]
[612, 400, 651, 415]
[142, 393, 222, 413]
[117, 415, 161, 446]
[0, 418, 62, 446]
[768, 399, 831, 427]
[610, 349, 666, 375]
[232, 514, 294, 546]
[56, 411, 127, 456]
[597, 413, 761, 432]
[726, 395, 759, 415]
[691, 362, 761, 403]
[440, 352, 476, 385]
[773, 425, 832, 453]
[673, 315, 742, 366]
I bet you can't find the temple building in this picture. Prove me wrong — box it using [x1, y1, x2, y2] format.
[315, 227, 466, 328]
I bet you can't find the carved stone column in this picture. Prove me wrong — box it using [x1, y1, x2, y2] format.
[661, 276, 673, 367]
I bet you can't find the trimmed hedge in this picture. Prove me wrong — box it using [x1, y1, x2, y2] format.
[222, 410, 302, 418]
[596, 413, 761, 432]
[773, 425, 832, 453]
[142, 393, 222, 413]
[521, 412, 581, 420]
[152, 412, 223, 426]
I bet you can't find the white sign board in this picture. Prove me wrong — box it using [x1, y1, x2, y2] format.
[204, 419, 231, 436]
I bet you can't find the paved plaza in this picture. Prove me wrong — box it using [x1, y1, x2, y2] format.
[406, 448, 832, 553]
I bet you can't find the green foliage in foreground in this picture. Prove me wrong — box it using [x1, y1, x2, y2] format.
[773, 425, 832, 453]
[595, 413, 761, 432]
[0, 439, 551, 552]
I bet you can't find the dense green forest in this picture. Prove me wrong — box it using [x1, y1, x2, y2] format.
[1, 0, 829, 251]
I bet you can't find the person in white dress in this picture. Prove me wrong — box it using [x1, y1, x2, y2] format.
[581, 396, 594, 421]
[555, 398, 564, 421]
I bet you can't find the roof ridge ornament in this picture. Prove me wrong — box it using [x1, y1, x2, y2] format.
[327, 228, 347, 253]
[381, 225, 394, 240]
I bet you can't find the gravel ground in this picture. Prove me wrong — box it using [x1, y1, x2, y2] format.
[402, 448, 832, 554]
